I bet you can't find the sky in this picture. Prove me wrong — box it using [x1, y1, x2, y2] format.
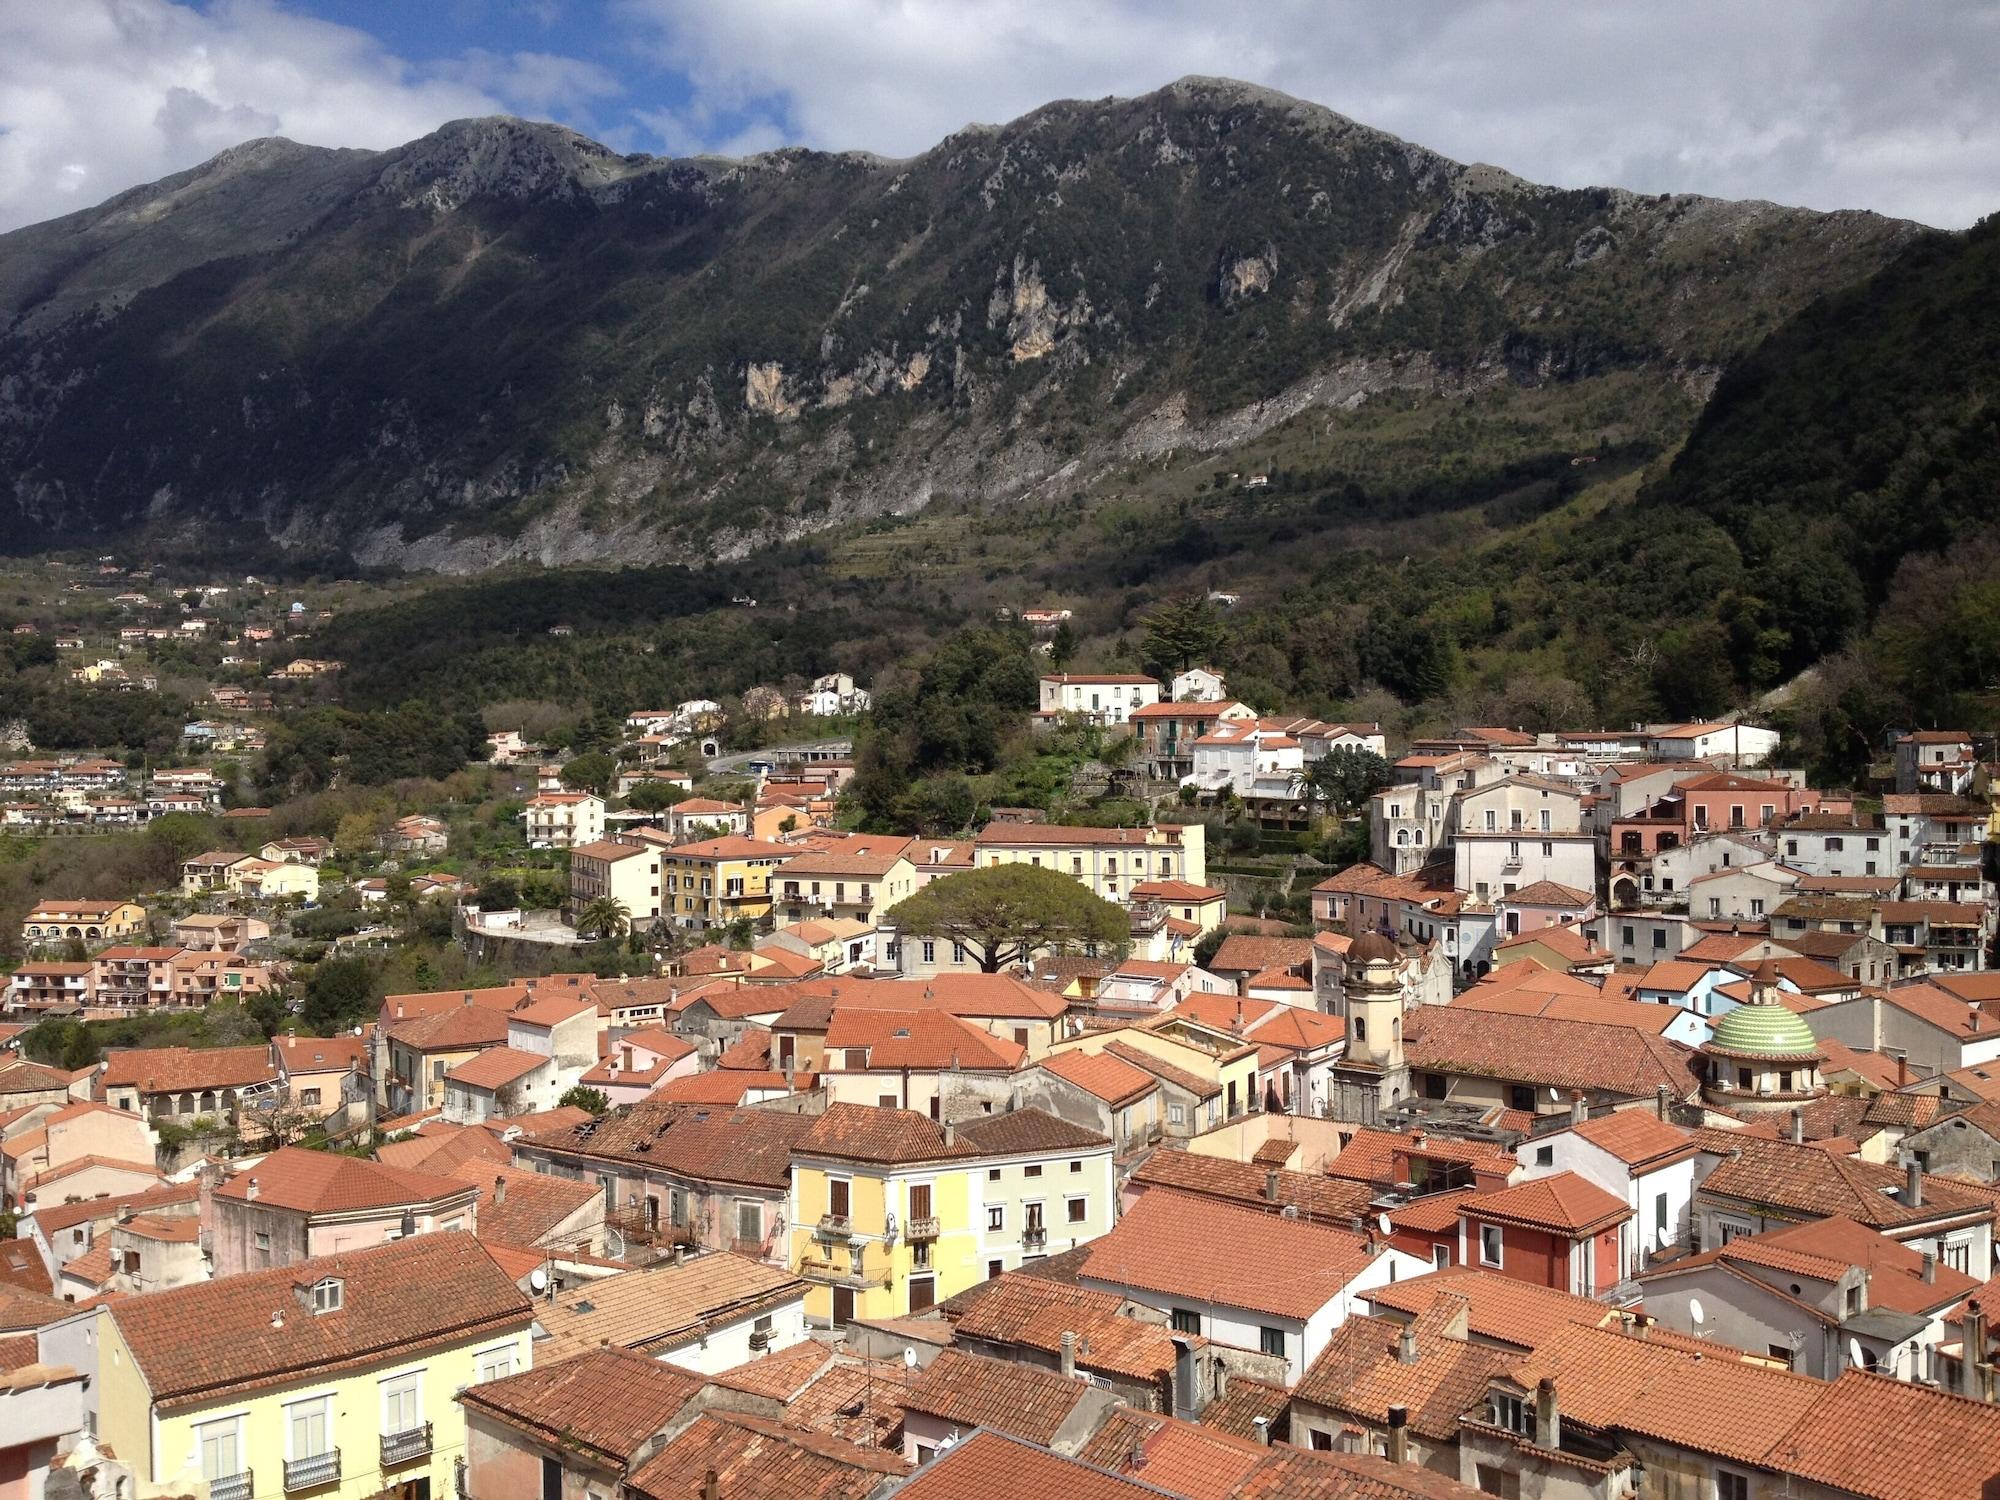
[1, 0, 1996, 234]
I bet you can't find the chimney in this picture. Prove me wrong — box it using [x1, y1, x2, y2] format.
[1569, 1092, 1586, 1127]
[1264, 1170, 1281, 1203]
[1397, 1325, 1418, 1366]
[1060, 1331, 1077, 1379]
[1386, 1405, 1410, 1465]
[1965, 1300, 1992, 1401]
[1250, 1415, 1270, 1446]
[703, 1470, 720, 1500]
[942, 1121, 956, 1148]
[1789, 1108, 1805, 1144]
[1897, 1053, 1910, 1087]
[493, 1175, 507, 1207]
[1905, 1159, 1924, 1208]
[672, 1243, 687, 1267]
[1655, 1084, 1670, 1122]
[1923, 1252, 1937, 1284]
[1534, 1378, 1561, 1451]
[245, 1176, 259, 1202]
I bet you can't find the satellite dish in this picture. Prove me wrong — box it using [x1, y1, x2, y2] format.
[605, 1228, 626, 1257]
[904, 1347, 918, 1369]
[1687, 1297, 1705, 1326]
[1548, 1086, 1561, 1101]
[1377, 1213, 1394, 1237]
[1848, 1337, 1866, 1367]
[529, 1267, 549, 1293]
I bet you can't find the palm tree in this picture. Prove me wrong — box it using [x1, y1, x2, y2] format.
[575, 897, 631, 940]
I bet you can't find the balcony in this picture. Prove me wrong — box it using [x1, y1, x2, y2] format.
[283, 1449, 340, 1491]
[796, 1253, 880, 1290]
[382, 1423, 432, 1467]
[1022, 1224, 1048, 1250]
[210, 1473, 254, 1500]
[906, 1215, 941, 1242]
[816, 1212, 853, 1239]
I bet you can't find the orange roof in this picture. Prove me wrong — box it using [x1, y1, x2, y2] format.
[944, 1274, 1184, 1383]
[215, 1147, 472, 1215]
[1129, 1151, 1373, 1225]
[902, 1348, 1091, 1447]
[443, 1047, 546, 1090]
[457, 1346, 705, 1466]
[1082, 1187, 1379, 1320]
[1562, 1109, 1701, 1169]
[896, 1430, 1161, 1500]
[1327, 1127, 1516, 1185]
[1297, 1299, 1517, 1440]
[823, 1007, 1024, 1072]
[1462, 1172, 1630, 1235]
[1035, 1048, 1159, 1108]
[1364, 1266, 1621, 1352]
[647, 1071, 804, 1104]
[667, 835, 791, 861]
[100, 1044, 275, 1093]
[1771, 1369, 2000, 1500]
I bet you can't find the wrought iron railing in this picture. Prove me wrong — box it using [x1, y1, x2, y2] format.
[282, 1448, 340, 1491]
[381, 1423, 432, 1466]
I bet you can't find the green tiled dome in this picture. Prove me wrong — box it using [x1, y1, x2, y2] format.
[1710, 1001, 1820, 1057]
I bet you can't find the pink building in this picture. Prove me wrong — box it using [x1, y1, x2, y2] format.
[209, 1146, 477, 1277]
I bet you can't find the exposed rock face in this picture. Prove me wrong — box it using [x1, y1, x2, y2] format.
[0, 77, 1920, 570]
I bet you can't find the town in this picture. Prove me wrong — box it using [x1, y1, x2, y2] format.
[0, 559, 1996, 1500]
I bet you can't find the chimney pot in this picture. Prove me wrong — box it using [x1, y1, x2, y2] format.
[1906, 1159, 1924, 1208]
[1655, 1083, 1670, 1122]
[1060, 1330, 1077, 1379]
[1264, 1170, 1280, 1203]
[1923, 1252, 1937, 1284]
[1789, 1108, 1804, 1144]
[1397, 1325, 1418, 1365]
[1534, 1378, 1561, 1451]
[493, 1174, 507, 1206]
[1386, 1404, 1409, 1465]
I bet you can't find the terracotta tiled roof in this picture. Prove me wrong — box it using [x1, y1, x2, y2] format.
[375, 1122, 511, 1175]
[1502, 1321, 1827, 1467]
[0, 1060, 72, 1096]
[517, 1101, 815, 1189]
[1560, 1110, 1701, 1170]
[1711, 1214, 1977, 1316]
[0, 1279, 68, 1332]
[1208, 935, 1314, 974]
[1296, 1301, 1517, 1440]
[1503, 881, 1594, 906]
[1129, 1150, 1374, 1226]
[947, 1274, 1183, 1383]
[902, 1348, 1092, 1446]
[710, 1339, 834, 1400]
[624, 1411, 908, 1500]
[26, 1181, 197, 1235]
[1696, 1132, 1994, 1229]
[1769, 1368, 2000, 1500]
[108, 1231, 528, 1408]
[649, 1070, 806, 1104]
[449, 1160, 596, 1246]
[1362, 1267, 1620, 1352]
[215, 1147, 472, 1215]
[100, 1044, 275, 1093]
[0, 1239, 54, 1299]
[894, 1429, 1160, 1500]
[1076, 1407, 1267, 1496]
[778, 1355, 916, 1449]
[1082, 1188, 1379, 1321]
[1035, 1048, 1160, 1108]
[533, 1252, 807, 1363]
[1403, 1007, 1698, 1100]
[796, 1103, 980, 1165]
[443, 1047, 546, 1090]
[826, 974, 1070, 1021]
[1099, 1040, 1220, 1101]
[974, 823, 1181, 848]
[457, 1346, 703, 1465]
[1326, 1128, 1515, 1186]
[823, 1007, 1024, 1071]
[1199, 1377, 1292, 1443]
[953, 1108, 1109, 1157]
[1462, 1172, 1630, 1235]
[383, 1004, 512, 1051]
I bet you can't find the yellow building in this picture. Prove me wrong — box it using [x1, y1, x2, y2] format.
[1044, 1016, 1261, 1133]
[657, 834, 791, 930]
[98, 1231, 531, 1500]
[20, 897, 149, 953]
[226, 857, 321, 902]
[788, 1103, 1115, 1328]
[568, 838, 663, 928]
[971, 821, 1206, 899]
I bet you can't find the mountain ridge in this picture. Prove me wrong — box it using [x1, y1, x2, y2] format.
[0, 77, 1921, 571]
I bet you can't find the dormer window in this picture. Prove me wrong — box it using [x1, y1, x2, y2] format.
[310, 1277, 343, 1314]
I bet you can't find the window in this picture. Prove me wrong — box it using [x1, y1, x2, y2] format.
[1067, 1196, 1088, 1224]
[1353, 1016, 1368, 1042]
[1534, 1145, 1553, 1166]
[1433, 1244, 1451, 1269]
[988, 1167, 1001, 1182]
[1654, 1193, 1669, 1238]
[254, 1230, 270, 1252]
[478, 1343, 517, 1382]
[1768, 1344, 1796, 1370]
[381, 1372, 421, 1436]
[309, 1277, 343, 1314]
[1169, 1103, 1186, 1125]
[1508, 1085, 1534, 1112]
[197, 1416, 243, 1483]
[987, 1205, 1004, 1232]
[1259, 1326, 1286, 1358]
[1944, 1239, 1973, 1274]
[1488, 1393, 1530, 1435]
[1480, 1224, 1504, 1267]
[1024, 1163, 1042, 1179]
[1171, 1307, 1201, 1334]
[286, 1395, 332, 1461]
[300, 1087, 321, 1107]
[1476, 1464, 1522, 1499]
[921, 941, 936, 964]
[737, 1201, 762, 1244]
[1069, 1159, 1082, 1173]
[828, 1178, 851, 1220]
[1716, 1470, 1750, 1500]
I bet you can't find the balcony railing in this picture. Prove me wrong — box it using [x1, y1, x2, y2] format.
[816, 1212, 852, 1239]
[210, 1471, 254, 1500]
[906, 1215, 941, 1241]
[381, 1423, 432, 1467]
[283, 1449, 340, 1491]
[796, 1254, 880, 1289]
[1022, 1224, 1048, 1249]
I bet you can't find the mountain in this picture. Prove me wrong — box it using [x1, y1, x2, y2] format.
[0, 78, 1919, 572]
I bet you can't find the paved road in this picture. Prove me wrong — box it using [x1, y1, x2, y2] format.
[705, 740, 853, 775]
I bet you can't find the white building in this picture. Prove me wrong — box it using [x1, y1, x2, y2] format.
[1037, 673, 1161, 726]
[522, 792, 606, 849]
[1171, 667, 1228, 703]
[1514, 1110, 1699, 1281]
[1645, 721, 1780, 765]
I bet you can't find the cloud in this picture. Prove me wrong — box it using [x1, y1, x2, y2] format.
[612, 0, 2000, 227]
[0, 0, 612, 232]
